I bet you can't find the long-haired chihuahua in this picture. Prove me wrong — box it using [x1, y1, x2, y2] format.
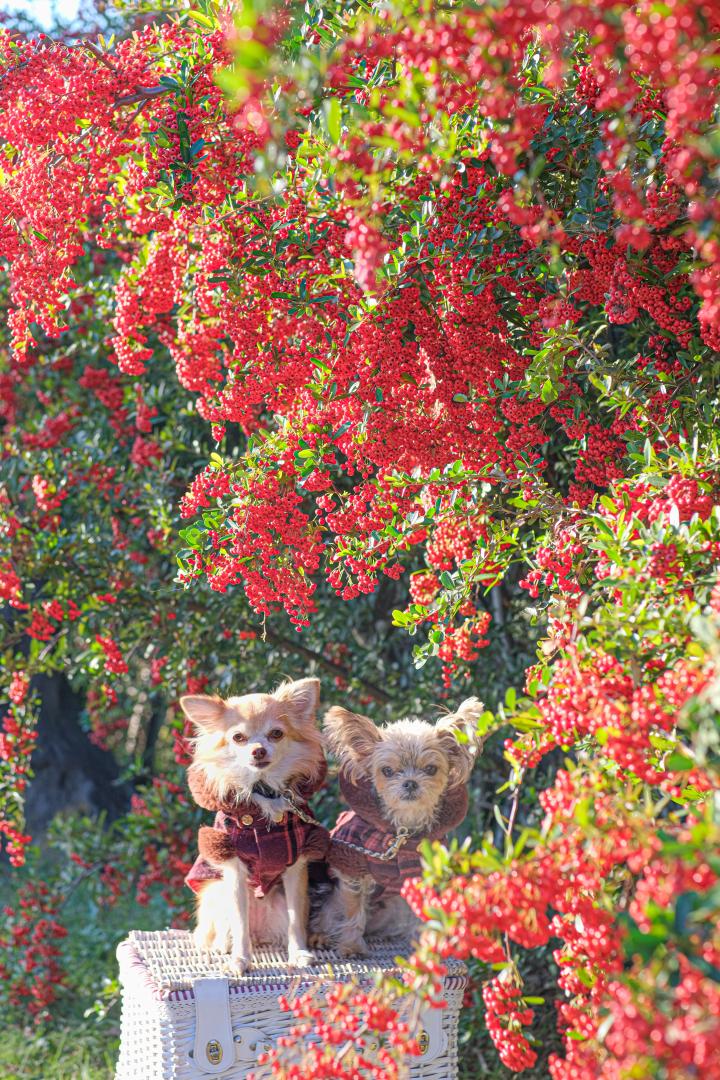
[182, 678, 328, 971]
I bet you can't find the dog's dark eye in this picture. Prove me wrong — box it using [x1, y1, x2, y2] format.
[232, 732, 247, 744]
[425, 764, 438, 776]
[381, 766, 394, 778]
[268, 728, 284, 741]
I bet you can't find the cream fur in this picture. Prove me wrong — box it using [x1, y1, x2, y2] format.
[184, 679, 324, 809]
[183, 678, 323, 970]
[324, 701, 483, 828]
[319, 698, 483, 955]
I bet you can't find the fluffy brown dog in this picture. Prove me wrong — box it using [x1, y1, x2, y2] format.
[313, 698, 483, 956]
[182, 678, 328, 971]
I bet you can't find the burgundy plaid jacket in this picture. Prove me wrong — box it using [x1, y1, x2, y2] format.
[327, 770, 469, 896]
[185, 762, 329, 899]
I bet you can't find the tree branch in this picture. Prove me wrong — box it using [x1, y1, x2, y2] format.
[254, 624, 393, 705]
[115, 86, 172, 107]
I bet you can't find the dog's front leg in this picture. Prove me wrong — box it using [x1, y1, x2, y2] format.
[334, 872, 374, 957]
[366, 892, 418, 941]
[223, 856, 252, 973]
[282, 857, 315, 968]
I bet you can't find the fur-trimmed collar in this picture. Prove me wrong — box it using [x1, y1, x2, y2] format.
[187, 759, 327, 815]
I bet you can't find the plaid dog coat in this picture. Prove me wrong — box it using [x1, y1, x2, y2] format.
[328, 770, 469, 896]
[185, 762, 329, 899]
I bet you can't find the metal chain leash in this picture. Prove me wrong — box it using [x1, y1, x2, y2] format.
[281, 788, 412, 862]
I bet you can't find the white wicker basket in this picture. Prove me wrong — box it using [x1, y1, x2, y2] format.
[116, 930, 465, 1080]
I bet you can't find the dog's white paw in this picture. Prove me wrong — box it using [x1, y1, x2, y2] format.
[288, 947, 316, 969]
[193, 928, 216, 952]
[230, 952, 252, 974]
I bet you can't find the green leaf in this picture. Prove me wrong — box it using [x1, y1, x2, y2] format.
[325, 98, 342, 144]
[674, 891, 698, 934]
[541, 379, 558, 403]
[179, 526, 204, 550]
[187, 10, 216, 28]
[643, 438, 653, 466]
[666, 752, 694, 772]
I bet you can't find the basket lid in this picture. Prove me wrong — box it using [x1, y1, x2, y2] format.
[117, 929, 463, 1001]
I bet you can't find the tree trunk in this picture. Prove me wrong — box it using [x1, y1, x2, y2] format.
[23, 672, 131, 835]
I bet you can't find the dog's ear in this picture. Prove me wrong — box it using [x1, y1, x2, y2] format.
[274, 678, 321, 725]
[436, 696, 486, 786]
[323, 706, 381, 776]
[179, 694, 227, 733]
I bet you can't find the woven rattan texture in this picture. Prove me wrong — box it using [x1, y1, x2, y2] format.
[116, 930, 465, 1080]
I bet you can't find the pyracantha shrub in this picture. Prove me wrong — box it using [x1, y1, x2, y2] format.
[0, 1, 719, 1076]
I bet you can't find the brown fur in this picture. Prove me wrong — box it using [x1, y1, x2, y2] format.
[197, 825, 237, 864]
[315, 697, 485, 955]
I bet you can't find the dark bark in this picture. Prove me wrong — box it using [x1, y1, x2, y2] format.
[140, 692, 165, 777]
[23, 672, 131, 834]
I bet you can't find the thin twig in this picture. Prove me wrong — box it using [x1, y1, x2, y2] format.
[81, 41, 118, 73]
[256, 623, 393, 704]
[504, 768, 525, 859]
[58, 862, 104, 908]
[116, 86, 172, 107]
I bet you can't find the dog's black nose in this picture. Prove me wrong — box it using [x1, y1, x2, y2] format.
[403, 779, 419, 794]
[251, 745, 268, 760]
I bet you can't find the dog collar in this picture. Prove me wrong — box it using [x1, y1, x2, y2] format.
[251, 779, 281, 798]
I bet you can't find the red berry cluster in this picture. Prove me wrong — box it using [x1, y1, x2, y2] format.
[482, 975, 538, 1072]
[0, 881, 68, 1022]
[0, 705, 37, 866]
[94, 634, 129, 675]
[252, 983, 420, 1080]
